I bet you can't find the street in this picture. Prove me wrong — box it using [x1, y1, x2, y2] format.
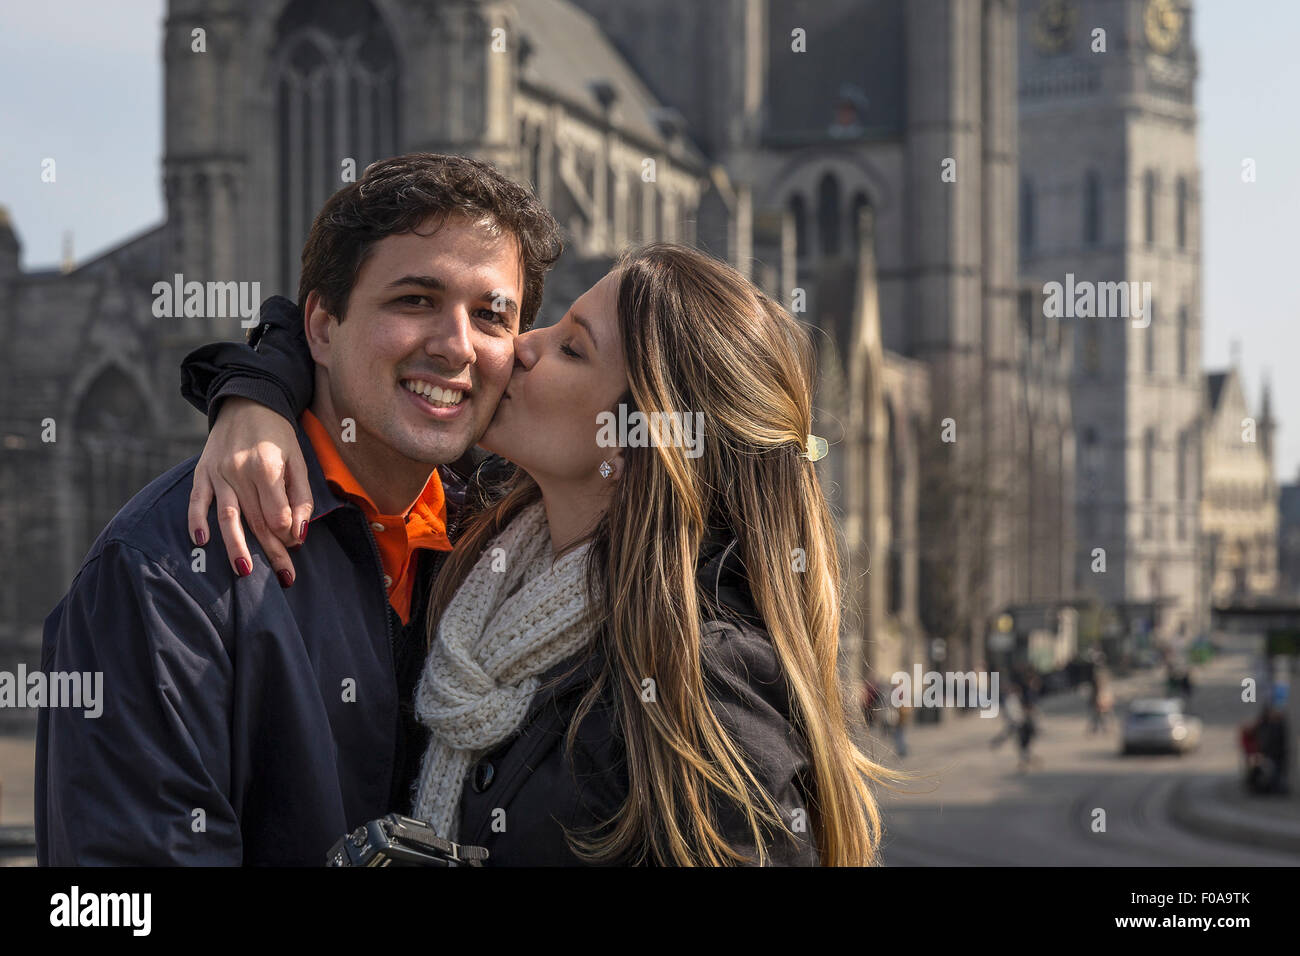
[872, 637, 1299, 865]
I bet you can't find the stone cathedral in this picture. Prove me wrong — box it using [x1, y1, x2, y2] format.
[11, 0, 1201, 729]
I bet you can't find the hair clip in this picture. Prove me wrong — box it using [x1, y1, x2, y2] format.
[802, 434, 829, 462]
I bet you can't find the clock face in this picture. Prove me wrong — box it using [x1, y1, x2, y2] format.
[1145, 0, 1183, 55]
[1033, 0, 1076, 53]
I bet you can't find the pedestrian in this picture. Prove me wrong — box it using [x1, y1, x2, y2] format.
[1016, 676, 1042, 771]
[1017, 702, 1039, 771]
[886, 701, 910, 760]
[1257, 707, 1290, 795]
[1088, 668, 1113, 734]
[991, 684, 1022, 750]
[1241, 719, 1265, 793]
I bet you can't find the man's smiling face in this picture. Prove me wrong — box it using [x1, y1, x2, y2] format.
[307, 212, 523, 467]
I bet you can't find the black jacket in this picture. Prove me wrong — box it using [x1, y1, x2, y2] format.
[454, 527, 819, 865]
[176, 297, 819, 865]
[35, 417, 496, 865]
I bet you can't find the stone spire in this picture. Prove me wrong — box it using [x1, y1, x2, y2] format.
[1259, 370, 1275, 469]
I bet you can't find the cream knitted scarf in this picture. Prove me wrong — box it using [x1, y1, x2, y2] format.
[410, 500, 598, 840]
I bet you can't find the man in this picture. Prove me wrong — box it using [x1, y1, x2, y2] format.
[36, 154, 561, 864]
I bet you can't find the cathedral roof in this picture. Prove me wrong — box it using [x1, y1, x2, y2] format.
[56, 222, 165, 279]
[515, 0, 705, 166]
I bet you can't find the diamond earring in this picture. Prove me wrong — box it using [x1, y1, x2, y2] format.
[599, 461, 613, 478]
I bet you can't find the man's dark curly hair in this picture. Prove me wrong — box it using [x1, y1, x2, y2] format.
[298, 153, 562, 331]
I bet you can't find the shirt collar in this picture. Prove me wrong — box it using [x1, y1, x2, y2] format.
[292, 413, 348, 523]
[298, 408, 447, 535]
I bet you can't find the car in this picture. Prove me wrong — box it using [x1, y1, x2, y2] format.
[1121, 698, 1203, 755]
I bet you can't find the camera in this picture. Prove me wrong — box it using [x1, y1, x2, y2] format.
[326, 814, 489, 867]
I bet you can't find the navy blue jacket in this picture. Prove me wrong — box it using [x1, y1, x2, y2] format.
[34, 414, 498, 865]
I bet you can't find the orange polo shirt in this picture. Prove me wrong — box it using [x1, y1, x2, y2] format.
[300, 409, 452, 625]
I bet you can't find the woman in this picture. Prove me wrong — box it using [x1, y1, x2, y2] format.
[186, 242, 902, 865]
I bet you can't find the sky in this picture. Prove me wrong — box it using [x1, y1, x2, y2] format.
[0, 1, 1296, 480]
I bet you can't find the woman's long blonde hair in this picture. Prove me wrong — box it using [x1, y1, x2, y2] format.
[427, 243, 905, 865]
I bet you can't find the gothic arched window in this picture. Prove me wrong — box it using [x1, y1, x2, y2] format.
[274, 0, 400, 296]
[1175, 175, 1189, 250]
[1081, 426, 1099, 494]
[1143, 427, 1157, 501]
[1177, 304, 1189, 378]
[74, 367, 159, 553]
[1145, 298, 1157, 374]
[1178, 433, 1192, 504]
[1083, 169, 1101, 246]
[1020, 176, 1035, 257]
[1143, 169, 1158, 245]
[817, 172, 842, 257]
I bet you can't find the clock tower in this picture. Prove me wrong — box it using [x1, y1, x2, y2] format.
[1019, 0, 1205, 643]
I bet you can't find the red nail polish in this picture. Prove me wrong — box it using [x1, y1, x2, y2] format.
[299, 521, 309, 544]
[277, 569, 293, 589]
[236, 558, 252, 577]
[195, 528, 207, 546]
